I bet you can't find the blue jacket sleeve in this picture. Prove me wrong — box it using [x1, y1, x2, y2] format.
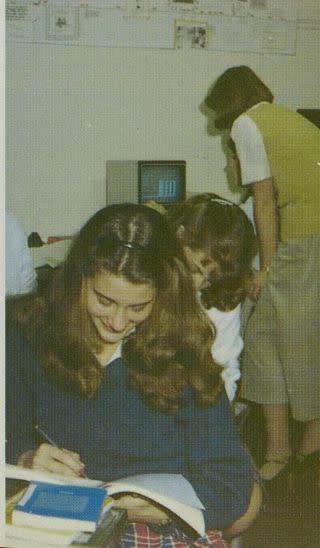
[6, 327, 40, 463]
[178, 391, 254, 530]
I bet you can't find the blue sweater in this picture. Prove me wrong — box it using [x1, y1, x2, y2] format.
[6, 327, 254, 530]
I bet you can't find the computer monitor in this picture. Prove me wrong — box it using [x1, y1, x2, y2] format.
[106, 160, 186, 206]
[138, 161, 186, 204]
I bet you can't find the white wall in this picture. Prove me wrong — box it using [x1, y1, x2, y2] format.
[6, 12, 320, 236]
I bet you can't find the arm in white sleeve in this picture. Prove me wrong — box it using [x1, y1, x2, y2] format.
[231, 114, 271, 185]
[206, 304, 243, 401]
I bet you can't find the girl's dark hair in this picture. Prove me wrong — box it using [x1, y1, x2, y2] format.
[168, 193, 257, 311]
[204, 65, 274, 130]
[12, 203, 222, 412]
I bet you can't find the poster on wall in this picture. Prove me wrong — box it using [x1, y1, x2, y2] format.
[46, 1, 80, 41]
[174, 19, 208, 48]
[5, 0, 37, 43]
[233, 0, 298, 21]
[6, 0, 299, 55]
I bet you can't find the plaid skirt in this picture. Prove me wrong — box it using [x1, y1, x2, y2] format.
[120, 523, 230, 547]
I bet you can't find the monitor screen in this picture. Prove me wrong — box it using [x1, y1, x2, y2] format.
[138, 161, 186, 204]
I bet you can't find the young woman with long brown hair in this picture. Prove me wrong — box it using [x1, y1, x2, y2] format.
[6, 203, 260, 545]
[168, 193, 257, 402]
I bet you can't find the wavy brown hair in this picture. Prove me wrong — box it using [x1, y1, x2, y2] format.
[11, 203, 223, 412]
[168, 193, 257, 311]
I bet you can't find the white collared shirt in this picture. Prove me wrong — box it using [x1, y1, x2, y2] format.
[206, 304, 243, 402]
[105, 343, 122, 366]
[231, 102, 272, 185]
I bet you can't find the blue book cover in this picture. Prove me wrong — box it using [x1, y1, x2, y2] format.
[12, 482, 107, 532]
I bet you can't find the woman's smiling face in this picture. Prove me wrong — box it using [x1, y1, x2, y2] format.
[86, 270, 156, 345]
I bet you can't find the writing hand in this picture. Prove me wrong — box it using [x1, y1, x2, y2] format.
[17, 443, 85, 477]
[112, 494, 171, 526]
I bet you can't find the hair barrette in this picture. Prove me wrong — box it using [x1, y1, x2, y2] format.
[96, 235, 145, 251]
[120, 241, 134, 249]
[210, 197, 235, 206]
[118, 240, 146, 251]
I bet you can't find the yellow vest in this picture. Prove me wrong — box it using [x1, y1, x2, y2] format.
[245, 103, 320, 240]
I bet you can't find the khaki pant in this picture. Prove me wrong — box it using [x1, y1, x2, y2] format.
[241, 235, 320, 421]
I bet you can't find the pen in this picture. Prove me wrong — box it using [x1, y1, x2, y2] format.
[35, 425, 58, 447]
[34, 425, 87, 477]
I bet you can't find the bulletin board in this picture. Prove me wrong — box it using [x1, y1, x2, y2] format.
[6, 0, 301, 55]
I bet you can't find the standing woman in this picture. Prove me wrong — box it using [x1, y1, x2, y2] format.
[6, 203, 260, 545]
[204, 65, 320, 482]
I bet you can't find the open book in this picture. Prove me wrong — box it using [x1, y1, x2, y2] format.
[6, 464, 205, 536]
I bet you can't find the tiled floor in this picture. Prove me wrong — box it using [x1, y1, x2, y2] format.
[238, 404, 320, 548]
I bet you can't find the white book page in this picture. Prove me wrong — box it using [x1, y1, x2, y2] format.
[5, 464, 102, 487]
[6, 466, 203, 507]
[107, 479, 205, 536]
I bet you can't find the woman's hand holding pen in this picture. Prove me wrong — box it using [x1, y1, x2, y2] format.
[17, 444, 86, 477]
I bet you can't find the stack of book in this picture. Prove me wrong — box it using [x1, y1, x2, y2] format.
[5, 472, 127, 547]
[5, 464, 206, 547]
